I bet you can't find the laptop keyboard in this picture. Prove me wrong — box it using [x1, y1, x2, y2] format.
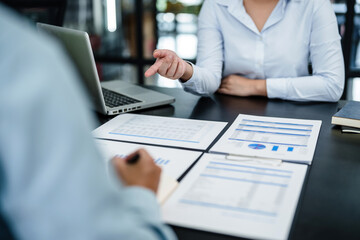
[102, 88, 141, 108]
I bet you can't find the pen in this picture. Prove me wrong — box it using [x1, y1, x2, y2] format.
[126, 153, 140, 165]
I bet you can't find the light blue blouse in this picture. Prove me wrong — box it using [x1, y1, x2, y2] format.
[182, 0, 344, 102]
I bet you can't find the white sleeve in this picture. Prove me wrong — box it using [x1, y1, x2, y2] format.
[267, 0, 344, 102]
[181, 0, 224, 95]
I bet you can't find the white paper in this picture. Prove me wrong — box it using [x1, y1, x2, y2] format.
[93, 113, 227, 150]
[162, 153, 308, 240]
[95, 139, 202, 180]
[210, 114, 322, 164]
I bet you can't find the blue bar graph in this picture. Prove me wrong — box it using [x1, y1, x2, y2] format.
[155, 158, 170, 166]
[287, 147, 294, 152]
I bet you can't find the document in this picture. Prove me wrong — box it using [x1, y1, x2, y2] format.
[162, 153, 308, 240]
[93, 113, 227, 150]
[95, 139, 202, 180]
[210, 114, 322, 164]
[95, 139, 202, 204]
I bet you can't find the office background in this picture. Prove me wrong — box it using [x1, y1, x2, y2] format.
[2, 0, 360, 100]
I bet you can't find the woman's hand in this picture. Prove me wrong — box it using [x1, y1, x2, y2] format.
[218, 75, 267, 97]
[145, 49, 193, 81]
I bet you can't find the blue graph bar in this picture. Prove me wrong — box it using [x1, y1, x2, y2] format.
[154, 158, 170, 165]
[242, 119, 313, 127]
[287, 147, 294, 152]
[272, 146, 279, 151]
[235, 129, 310, 137]
[237, 124, 311, 132]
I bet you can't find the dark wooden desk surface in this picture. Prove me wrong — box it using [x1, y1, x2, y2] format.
[97, 86, 360, 240]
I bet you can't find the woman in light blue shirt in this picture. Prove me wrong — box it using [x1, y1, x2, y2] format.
[145, 0, 344, 102]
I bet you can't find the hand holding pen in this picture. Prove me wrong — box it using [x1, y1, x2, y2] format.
[112, 149, 161, 193]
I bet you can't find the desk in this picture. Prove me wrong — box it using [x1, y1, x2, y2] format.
[97, 86, 360, 240]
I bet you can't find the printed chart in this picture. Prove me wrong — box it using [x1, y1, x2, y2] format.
[162, 153, 308, 240]
[210, 114, 322, 164]
[95, 139, 202, 179]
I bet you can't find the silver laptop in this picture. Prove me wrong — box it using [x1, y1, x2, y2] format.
[37, 23, 175, 115]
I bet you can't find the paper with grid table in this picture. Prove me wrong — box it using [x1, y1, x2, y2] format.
[93, 113, 227, 150]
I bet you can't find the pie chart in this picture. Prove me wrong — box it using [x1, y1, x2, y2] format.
[248, 144, 266, 150]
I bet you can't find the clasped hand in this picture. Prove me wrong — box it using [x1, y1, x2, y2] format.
[218, 75, 267, 97]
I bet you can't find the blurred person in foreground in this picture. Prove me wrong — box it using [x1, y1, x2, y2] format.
[0, 4, 176, 240]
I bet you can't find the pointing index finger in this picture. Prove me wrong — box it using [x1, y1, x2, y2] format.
[153, 49, 169, 58]
[145, 59, 164, 77]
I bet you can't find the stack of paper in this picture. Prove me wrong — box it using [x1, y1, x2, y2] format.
[159, 114, 320, 239]
[94, 113, 322, 239]
[93, 113, 228, 204]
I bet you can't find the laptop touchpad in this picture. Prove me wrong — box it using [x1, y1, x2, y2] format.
[121, 86, 148, 96]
